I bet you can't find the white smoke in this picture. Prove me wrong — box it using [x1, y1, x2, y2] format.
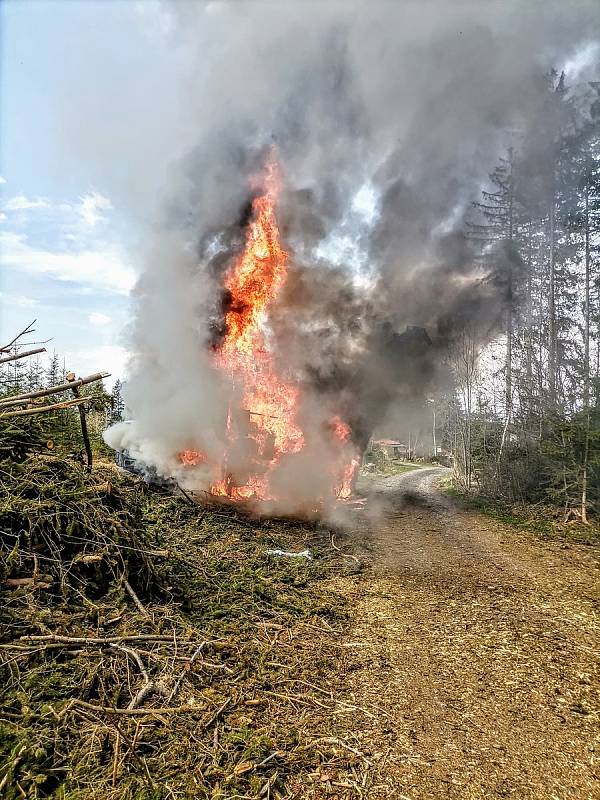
[100, 0, 599, 509]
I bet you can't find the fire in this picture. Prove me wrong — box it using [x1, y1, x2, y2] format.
[330, 416, 351, 443]
[178, 155, 360, 506]
[335, 455, 361, 500]
[215, 158, 304, 462]
[178, 449, 206, 467]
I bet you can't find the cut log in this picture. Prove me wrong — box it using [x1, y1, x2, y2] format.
[67, 374, 93, 472]
[0, 397, 88, 418]
[5, 576, 53, 589]
[0, 347, 46, 365]
[0, 372, 110, 408]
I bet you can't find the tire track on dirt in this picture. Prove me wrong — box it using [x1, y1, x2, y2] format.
[326, 468, 599, 799]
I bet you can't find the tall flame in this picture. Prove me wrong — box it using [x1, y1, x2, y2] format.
[179, 156, 360, 506]
[216, 160, 304, 458]
[209, 158, 303, 500]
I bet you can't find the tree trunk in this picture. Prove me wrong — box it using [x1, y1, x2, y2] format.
[548, 198, 557, 407]
[581, 182, 591, 524]
[505, 161, 514, 421]
[67, 374, 93, 473]
[525, 219, 534, 414]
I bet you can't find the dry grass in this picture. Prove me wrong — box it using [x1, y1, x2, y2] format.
[0, 456, 365, 799]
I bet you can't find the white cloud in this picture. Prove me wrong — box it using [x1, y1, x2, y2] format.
[0, 176, 6, 184]
[89, 311, 112, 326]
[0, 231, 136, 294]
[0, 291, 39, 308]
[64, 344, 130, 383]
[1, 190, 114, 229]
[0, 212, 6, 222]
[79, 191, 113, 227]
[4, 194, 51, 212]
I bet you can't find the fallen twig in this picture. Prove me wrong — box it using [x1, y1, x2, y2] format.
[330, 531, 361, 565]
[310, 737, 373, 766]
[123, 579, 150, 618]
[176, 483, 196, 505]
[65, 699, 205, 716]
[200, 697, 232, 729]
[110, 644, 168, 710]
[111, 644, 150, 683]
[20, 634, 179, 645]
[168, 641, 207, 702]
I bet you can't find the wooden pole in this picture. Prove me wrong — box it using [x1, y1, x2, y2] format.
[67, 373, 93, 473]
[0, 347, 46, 365]
[0, 397, 88, 418]
[0, 372, 110, 408]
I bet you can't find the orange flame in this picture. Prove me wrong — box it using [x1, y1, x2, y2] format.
[178, 155, 360, 505]
[330, 416, 351, 443]
[178, 449, 206, 467]
[335, 455, 361, 500]
[215, 158, 304, 461]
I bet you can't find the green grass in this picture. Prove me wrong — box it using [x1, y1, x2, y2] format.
[445, 484, 600, 546]
[362, 459, 426, 476]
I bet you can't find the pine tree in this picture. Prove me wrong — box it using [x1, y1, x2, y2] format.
[45, 352, 61, 388]
[561, 81, 600, 520]
[110, 379, 125, 424]
[466, 147, 529, 421]
[456, 70, 600, 517]
[25, 356, 44, 392]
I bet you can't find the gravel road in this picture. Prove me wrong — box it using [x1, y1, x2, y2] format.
[329, 467, 599, 799]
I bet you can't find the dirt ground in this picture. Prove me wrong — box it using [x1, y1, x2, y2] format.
[312, 467, 599, 800]
[3, 464, 598, 799]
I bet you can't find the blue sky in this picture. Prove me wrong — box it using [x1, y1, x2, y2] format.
[0, 0, 184, 384]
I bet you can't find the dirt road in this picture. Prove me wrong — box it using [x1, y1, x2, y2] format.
[329, 468, 599, 799]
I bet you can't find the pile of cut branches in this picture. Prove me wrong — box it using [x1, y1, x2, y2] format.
[0, 446, 361, 799]
[0, 454, 155, 601]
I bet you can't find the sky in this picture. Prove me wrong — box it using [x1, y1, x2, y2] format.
[1, 1, 598, 390]
[0, 0, 186, 385]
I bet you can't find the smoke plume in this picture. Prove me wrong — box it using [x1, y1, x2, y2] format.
[104, 0, 599, 511]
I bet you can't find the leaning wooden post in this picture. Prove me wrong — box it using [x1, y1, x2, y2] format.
[67, 372, 93, 473]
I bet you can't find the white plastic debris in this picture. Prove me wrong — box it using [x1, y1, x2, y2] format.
[266, 549, 313, 560]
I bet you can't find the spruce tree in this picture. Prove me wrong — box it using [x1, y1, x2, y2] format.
[110, 379, 125, 423]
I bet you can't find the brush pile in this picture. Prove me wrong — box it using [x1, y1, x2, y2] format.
[0, 417, 361, 798]
[0, 452, 155, 599]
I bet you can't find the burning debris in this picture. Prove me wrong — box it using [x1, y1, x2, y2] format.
[106, 148, 511, 515]
[175, 156, 361, 508]
[103, 7, 594, 518]
[108, 155, 370, 510]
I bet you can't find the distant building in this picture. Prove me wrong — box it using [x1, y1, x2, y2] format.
[368, 439, 409, 460]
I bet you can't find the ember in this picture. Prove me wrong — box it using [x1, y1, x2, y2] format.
[178, 449, 206, 467]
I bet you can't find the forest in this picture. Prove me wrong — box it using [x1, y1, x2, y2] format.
[439, 71, 599, 525]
